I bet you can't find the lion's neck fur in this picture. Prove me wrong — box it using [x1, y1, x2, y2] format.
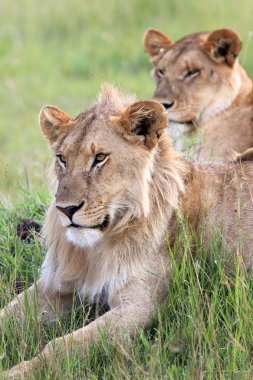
[40, 134, 187, 301]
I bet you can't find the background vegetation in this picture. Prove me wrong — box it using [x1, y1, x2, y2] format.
[0, 0, 253, 378]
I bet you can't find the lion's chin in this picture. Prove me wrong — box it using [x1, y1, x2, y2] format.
[66, 228, 103, 248]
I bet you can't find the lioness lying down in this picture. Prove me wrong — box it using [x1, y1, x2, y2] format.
[144, 28, 253, 160]
[1, 84, 253, 378]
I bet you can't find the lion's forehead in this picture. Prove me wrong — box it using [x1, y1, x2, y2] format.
[64, 116, 104, 144]
[59, 98, 135, 156]
[61, 119, 122, 159]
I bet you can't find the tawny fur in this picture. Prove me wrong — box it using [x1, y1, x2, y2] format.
[144, 28, 253, 161]
[1, 84, 253, 378]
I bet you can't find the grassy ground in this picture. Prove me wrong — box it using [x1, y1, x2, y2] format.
[0, 193, 252, 379]
[0, 0, 253, 379]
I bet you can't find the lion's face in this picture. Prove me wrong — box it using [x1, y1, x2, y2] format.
[40, 86, 167, 248]
[144, 28, 242, 123]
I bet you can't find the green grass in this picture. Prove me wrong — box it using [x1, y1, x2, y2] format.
[1, 1, 253, 378]
[0, 194, 252, 379]
[0, 0, 253, 195]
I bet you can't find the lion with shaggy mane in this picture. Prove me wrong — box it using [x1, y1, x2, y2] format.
[144, 28, 253, 160]
[1, 85, 253, 377]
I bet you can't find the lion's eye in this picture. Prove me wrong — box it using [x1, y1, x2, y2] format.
[57, 154, 67, 166]
[93, 153, 108, 168]
[156, 69, 165, 78]
[184, 68, 200, 79]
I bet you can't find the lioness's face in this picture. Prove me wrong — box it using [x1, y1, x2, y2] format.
[144, 28, 242, 123]
[40, 90, 167, 248]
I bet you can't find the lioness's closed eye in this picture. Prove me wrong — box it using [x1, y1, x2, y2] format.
[144, 28, 253, 161]
[1, 84, 253, 378]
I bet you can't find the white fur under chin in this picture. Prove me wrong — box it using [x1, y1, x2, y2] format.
[66, 228, 103, 248]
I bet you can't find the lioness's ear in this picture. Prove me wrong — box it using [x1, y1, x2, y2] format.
[115, 100, 167, 149]
[143, 28, 173, 59]
[203, 29, 241, 67]
[40, 105, 73, 145]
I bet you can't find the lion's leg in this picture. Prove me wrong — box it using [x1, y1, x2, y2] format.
[42, 301, 155, 358]
[5, 286, 156, 378]
[1, 284, 77, 379]
[0, 284, 36, 322]
[0, 282, 74, 324]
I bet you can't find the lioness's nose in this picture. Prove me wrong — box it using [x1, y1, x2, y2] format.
[56, 201, 85, 220]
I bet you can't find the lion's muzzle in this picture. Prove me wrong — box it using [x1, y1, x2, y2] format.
[56, 200, 110, 232]
[69, 214, 110, 231]
[56, 201, 85, 220]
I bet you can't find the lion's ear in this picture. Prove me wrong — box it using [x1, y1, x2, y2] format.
[116, 100, 168, 149]
[40, 105, 73, 145]
[143, 28, 173, 59]
[203, 29, 241, 67]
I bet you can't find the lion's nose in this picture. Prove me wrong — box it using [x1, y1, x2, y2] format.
[56, 201, 85, 220]
[162, 100, 175, 110]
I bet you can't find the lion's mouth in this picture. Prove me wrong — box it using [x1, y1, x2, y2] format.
[69, 214, 110, 231]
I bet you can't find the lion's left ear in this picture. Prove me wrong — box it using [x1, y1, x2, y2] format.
[115, 100, 168, 149]
[203, 28, 241, 67]
[40, 105, 73, 146]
